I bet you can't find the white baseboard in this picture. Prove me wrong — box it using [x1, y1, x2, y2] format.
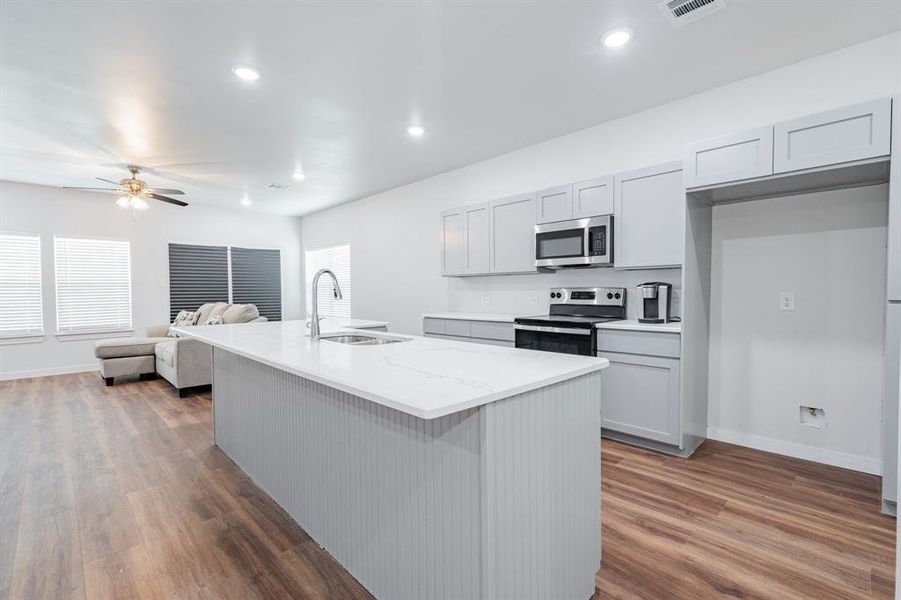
[0, 364, 96, 382]
[706, 427, 882, 476]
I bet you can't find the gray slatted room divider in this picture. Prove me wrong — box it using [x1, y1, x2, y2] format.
[168, 243, 229, 322]
[230, 247, 282, 321]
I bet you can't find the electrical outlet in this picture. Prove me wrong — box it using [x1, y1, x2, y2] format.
[481, 296, 490, 305]
[779, 292, 795, 311]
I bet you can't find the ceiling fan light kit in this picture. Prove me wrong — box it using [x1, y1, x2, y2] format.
[62, 164, 189, 212]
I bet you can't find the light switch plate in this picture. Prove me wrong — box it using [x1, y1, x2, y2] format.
[779, 292, 795, 311]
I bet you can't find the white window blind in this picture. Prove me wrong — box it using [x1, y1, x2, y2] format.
[305, 243, 350, 319]
[54, 236, 132, 334]
[0, 232, 44, 337]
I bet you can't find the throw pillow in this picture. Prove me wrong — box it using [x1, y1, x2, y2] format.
[222, 303, 260, 324]
[203, 315, 224, 326]
[168, 310, 199, 337]
[195, 302, 216, 325]
[208, 302, 229, 320]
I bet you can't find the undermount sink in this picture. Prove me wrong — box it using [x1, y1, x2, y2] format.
[319, 333, 409, 345]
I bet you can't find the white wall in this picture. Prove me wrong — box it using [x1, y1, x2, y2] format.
[0, 181, 303, 379]
[708, 185, 888, 474]
[301, 33, 901, 335]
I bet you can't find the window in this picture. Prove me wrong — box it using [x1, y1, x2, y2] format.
[168, 244, 229, 322]
[0, 232, 44, 337]
[54, 236, 132, 334]
[305, 243, 350, 319]
[231, 247, 282, 321]
[167, 244, 282, 321]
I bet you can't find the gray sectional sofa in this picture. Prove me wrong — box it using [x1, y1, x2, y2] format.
[94, 302, 266, 397]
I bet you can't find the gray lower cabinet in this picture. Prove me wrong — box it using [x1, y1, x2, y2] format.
[598, 329, 684, 450]
[600, 352, 681, 446]
[773, 98, 891, 174]
[423, 317, 514, 347]
[614, 161, 684, 269]
[490, 194, 536, 274]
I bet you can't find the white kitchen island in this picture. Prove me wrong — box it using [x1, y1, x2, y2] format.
[174, 320, 608, 600]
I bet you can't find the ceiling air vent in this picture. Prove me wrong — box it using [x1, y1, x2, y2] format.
[659, 0, 725, 27]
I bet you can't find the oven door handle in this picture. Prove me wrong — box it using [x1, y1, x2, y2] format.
[514, 324, 593, 335]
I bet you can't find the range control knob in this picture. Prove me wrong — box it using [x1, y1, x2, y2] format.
[606, 292, 614, 299]
[555, 292, 562, 298]
[614, 293, 622, 299]
[550, 292, 555, 298]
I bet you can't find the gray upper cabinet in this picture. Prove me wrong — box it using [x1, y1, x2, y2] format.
[440, 203, 490, 276]
[614, 161, 684, 269]
[535, 184, 573, 224]
[440, 208, 466, 276]
[573, 176, 614, 218]
[773, 98, 892, 174]
[683, 126, 774, 189]
[490, 194, 536, 274]
[464, 203, 491, 274]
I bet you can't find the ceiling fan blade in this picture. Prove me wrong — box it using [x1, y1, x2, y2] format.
[144, 188, 185, 195]
[62, 186, 122, 193]
[146, 192, 188, 207]
[96, 177, 123, 185]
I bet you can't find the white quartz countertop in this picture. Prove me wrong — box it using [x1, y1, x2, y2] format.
[423, 312, 520, 323]
[596, 319, 682, 333]
[174, 320, 607, 420]
[309, 317, 390, 334]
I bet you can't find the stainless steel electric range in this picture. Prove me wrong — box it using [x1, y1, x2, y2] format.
[514, 287, 626, 357]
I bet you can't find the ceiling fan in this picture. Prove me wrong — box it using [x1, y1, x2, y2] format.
[63, 165, 188, 211]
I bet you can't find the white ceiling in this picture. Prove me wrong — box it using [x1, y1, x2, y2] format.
[2, 1, 899, 216]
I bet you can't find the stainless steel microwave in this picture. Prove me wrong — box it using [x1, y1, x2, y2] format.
[534, 215, 613, 269]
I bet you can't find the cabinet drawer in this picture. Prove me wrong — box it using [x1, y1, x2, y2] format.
[684, 126, 774, 188]
[444, 319, 471, 337]
[422, 318, 446, 335]
[597, 330, 680, 358]
[470, 338, 515, 348]
[601, 352, 681, 446]
[470, 321, 515, 342]
[773, 98, 892, 174]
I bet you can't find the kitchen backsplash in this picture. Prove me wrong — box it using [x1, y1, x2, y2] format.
[447, 268, 682, 320]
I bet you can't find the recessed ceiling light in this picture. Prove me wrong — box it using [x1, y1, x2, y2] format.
[603, 28, 632, 49]
[241, 196, 252, 206]
[231, 65, 261, 81]
[292, 171, 306, 182]
[407, 125, 425, 138]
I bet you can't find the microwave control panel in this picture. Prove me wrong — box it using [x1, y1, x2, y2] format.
[588, 226, 607, 256]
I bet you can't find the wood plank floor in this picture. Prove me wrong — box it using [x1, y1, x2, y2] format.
[0, 372, 895, 599]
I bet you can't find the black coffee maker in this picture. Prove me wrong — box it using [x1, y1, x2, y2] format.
[637, 282, 672, 323]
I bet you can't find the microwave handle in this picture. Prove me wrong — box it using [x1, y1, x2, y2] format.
[584, 226, 591, 255]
